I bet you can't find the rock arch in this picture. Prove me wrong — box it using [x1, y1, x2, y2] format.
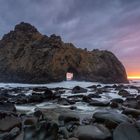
[66, 66, 78, 80]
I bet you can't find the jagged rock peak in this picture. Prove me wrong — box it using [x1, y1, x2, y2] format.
[0, 22, 42, 45]
[50, 34, 62, 42]
[14, 22, 38, 33]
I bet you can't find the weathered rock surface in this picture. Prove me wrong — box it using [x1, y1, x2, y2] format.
[122, 107, 140, 118]
[23, 120, 59, 140]
[113, 122, 140, 140]
[0, 127, 20, 140]
[74, 124, 111, 140]
[58, 113, 80, 125]
[72, 86, 87, 94]
[0, 83, 139, 139]
[0, 102, 16, 112]
[118, 89, 130, 97]
[0, 22, 128, 83]
[0, 112, 21, 132]
[93, 110, 132, 128]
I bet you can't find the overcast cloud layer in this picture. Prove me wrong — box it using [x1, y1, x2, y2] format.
[0, 0, 140, 76]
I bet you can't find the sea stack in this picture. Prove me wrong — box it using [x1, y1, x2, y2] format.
[0, 22, 128, 83]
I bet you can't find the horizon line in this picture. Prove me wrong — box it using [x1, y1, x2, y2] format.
[127, 76, 140, 80]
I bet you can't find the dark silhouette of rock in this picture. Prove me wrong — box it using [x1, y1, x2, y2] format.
[72, 86, 87, 93]
[57, 98, 75, 105]
[118, 89, 130, 97]
[111, 98, 124, 104]
[0, 22, 128, 83]
[0, 102, 16, 112]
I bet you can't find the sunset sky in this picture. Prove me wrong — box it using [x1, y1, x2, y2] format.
[0, 0, 140, 78]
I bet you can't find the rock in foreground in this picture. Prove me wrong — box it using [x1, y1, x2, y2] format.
[0, 22, 128, 83]
[74, 125, 111, 140]
[113, 122, 140, 140]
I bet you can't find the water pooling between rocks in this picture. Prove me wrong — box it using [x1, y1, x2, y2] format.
[0, 80, 140, 140]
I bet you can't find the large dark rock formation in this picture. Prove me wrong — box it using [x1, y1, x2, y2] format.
[0, 22, 128, 83]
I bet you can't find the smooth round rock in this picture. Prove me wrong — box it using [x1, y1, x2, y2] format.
[93, 110, 132, 127]
[72, 86, 87, 94]
[118, 90, 130, 97]
[113, 122, 140, 140]
[59, 113, 80, 124]
[74, 124, 111, 140]
[0, 113, 21, 132]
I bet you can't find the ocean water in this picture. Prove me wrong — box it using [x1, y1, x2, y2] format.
[0, 79, 139, 88]
[129, 79, 140, 87]
[0, 81, 95, 88]
[1, 80, 140, 114]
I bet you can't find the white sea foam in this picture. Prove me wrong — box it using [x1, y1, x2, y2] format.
[0, 81, 96, 88]
[2, 80, 140, 113]
[0, 80, 139, 89]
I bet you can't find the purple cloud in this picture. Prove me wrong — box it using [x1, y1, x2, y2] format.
[0, 0, 140, 76]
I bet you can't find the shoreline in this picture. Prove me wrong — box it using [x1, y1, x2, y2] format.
[0, 81, 140, 139]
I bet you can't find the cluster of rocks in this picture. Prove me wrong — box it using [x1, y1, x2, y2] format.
[0, 83, 140, 140]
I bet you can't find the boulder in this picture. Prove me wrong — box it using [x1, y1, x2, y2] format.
[0, 102, 16, 112]
[74, 124, 111, 140]
[111, 98, 124, 104]
[33, 110, 44, 120]
[93, 110, 132, 128]
[32, 87, 54, 100]
[123, 98, 138, 109]
[136, 95, 140, 100]
[0, 22, 128, 83]
[72, 86, 87, 94]
[122, 107, 140, 118]
[15, 94, 28, 104]
[59, 127, 69, 139]
[0, 127, 20, 140]
[118, 90, 130, 97]
[113, 122, 140, 140]
[28, 94, 43, 103]
[0, 112, 21, 132]
[23, 116, 38, 126]
[82, 96, 93, 103]
[24, 120, 59, 140]
[110, 101, 119, 108]
[110, 98, 124, 108]
[58, 113, 80, 125]
[57, 98, 75, 105]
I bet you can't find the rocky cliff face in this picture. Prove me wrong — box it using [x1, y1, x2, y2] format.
[0, 22, 128, 83]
